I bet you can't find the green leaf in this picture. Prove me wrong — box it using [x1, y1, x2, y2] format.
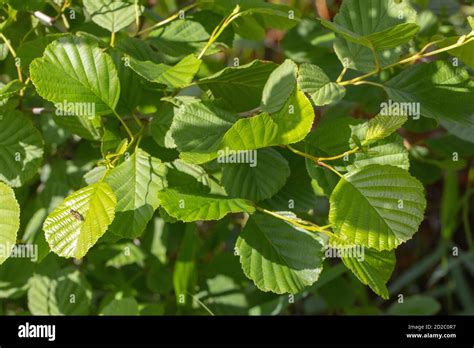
[387, 295, 441, 315]
[198, 60, 277, 112]
[43, 182, 117, 259]
[201, 0, 299, 30]
[150, 102, 177, 148]
[297, 63, 346, 106]
[105, 243, 146, 268]
[340, 247, 395, 299]
[360, 114, 407, 145]
[364, 23, 420, 51]
[261, 59, 297, 113]
[384, 61, 474, 121]
[101, 298, 139, 315]
[171, 101, 236, 153]
[83, 0, 143, 33]
[441, 115, 474, 143]
[329, 165, 426, 251]
[0, 80, 24, 102]
[345, 134, 410, 171]
[0, 182, 20, 265]
[115, 35, 161, 62]
[221, 148, 290, 202]
[17, 34, 67, 72]
[30, 36, 120, 116]
[100, 119, 123, 157]
[105, 149, 167, 238]
[0, 258, 35, 298]
[173, 224, 200, 306]
[305, 115, 409, 186]
[110, 49, 148, 115]
[221, 90, 314, 150]
[320, 19, 372, 47]
[449, 41, 474, 69]
[265, 156, 319, 212]
[322, 20, 419, 51]
[0, 110, 44, 187]
[236, 213, 325, 294]
[128, 54, 202, 89]
[158, 188, 255, 222]
[172, 90, 313, 163]
[330, 0, 417, 72]
[437, 35, 474, 69]
[147, 19, 216, 62]
[3, 0, 45, 11]
[440, 169, 460, 239]
[27, 268, 92, 315]
[53, 114, 102, 141]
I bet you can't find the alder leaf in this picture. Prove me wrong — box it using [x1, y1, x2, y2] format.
[340, 246, 395, 299]
[27, 268, 92, 315]
[221, 148, 290, 202]
[359, 114, 408, 145]
[222, 89, 314, 149]
[83, 0, 143, 33]
[329, 165, 426, 251]
[0, 110, 44, 187]
[100, 298, 139, 315]
[198, 60, 277, 112]
[43, 182, 117, 259]
[30, 36, 120, 115]
[261, 59, 297, 113]
[128, 54, 202, 89]
[384, 61, 474, 121]
[236, 213, 325, 294]
[158, 188, 255, 222]
[329, 0, 417, 72]
[171, 101, 236, 153]
[297, 63, 346, 106]
[105, 149, 167, 238]
[0, 182, 20, 265]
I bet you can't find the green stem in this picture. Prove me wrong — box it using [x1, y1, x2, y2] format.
[336, 65, 348, 83]
[317, 160, 344, 178]
[317, 146, 360, 161]
[0, 32, 23, 83]
[256, 207, 337, 238]
[352, 80, 385, 88]
[110, 31, 116, 47]
[113, 110, 134, 141]
[285, 144, 319, 162]
[285, 145, 345, 178]
[339, 34, 474, 87]
[137, 3, 199, 36]
[197, 5, 241, 59]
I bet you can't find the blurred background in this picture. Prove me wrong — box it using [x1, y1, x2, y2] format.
[0, 0, 473, 315]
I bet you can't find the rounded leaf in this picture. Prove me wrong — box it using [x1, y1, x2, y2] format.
[236, 213, 325, 294]
[221, 148, 290, 202]
[0, 110, 44, 187]
[43, 182, 117, 259]
[105, 149, 167, 238]
[329, 165, 426, 251]
[30, 36, 120, 116]
[0, 182, 20, 265]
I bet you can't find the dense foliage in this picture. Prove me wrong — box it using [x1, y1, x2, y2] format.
[0, 0, 473, 315]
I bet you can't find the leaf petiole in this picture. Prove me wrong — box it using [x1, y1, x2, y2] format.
[256, 207, 337, 238]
